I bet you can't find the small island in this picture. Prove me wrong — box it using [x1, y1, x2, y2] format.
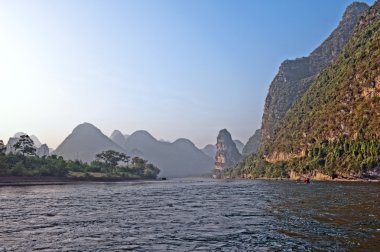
[0, 135, 160, 185]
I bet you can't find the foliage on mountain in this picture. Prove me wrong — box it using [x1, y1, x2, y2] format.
[266, 8, 380, 157]
[260, 2, 369, 145]
[228, 2, 380, 179]
[227, 137, 380, 179]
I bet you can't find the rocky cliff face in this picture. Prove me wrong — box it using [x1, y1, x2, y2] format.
[5, 137, 18, 154]
[234, 140, 244, 154]
[213, 129, 242, 177]
[260, 2, 369, 144]
[266, 1, 380, 158]
[242, 129, 261, 156]
[36, 144, 49, 157]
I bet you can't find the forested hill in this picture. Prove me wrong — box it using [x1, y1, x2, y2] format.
[228, 1, 380, 180]
[259, 2, 369, 148]
[266, 1, 380, 159]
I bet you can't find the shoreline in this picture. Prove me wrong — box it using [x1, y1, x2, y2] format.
[223, 177, 380, 183]
[0, 176, 156, 187]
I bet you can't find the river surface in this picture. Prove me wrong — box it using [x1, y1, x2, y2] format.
[0, 179, 379, 251]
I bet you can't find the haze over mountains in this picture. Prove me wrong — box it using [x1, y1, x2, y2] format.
[53, 123, 126, 162]
[4, 122, 247, 177]
[51, 123, 217, 177]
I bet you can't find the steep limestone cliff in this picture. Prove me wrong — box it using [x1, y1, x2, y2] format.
[260, 2, 369, 145]
[213, 129, 242, 177]
[36, 144, 49, 157]
[228, 1, 380, 180]
[267, 0, 380, 158]
[242, 129, 261, 156]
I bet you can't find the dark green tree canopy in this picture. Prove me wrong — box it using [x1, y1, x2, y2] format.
[95, 150, 130, 167]
[13, 135, 36, 156]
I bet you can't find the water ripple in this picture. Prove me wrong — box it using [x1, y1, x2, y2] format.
[0, 179, 379, 251]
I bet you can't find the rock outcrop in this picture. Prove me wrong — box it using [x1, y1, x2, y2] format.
[36, 144, 49, 157]
[30, 135, 42, 148]
[5, 137, 19, 154]
[242, 129, 261, 156]
[234, 140, 244, 154]
[5, 134, 50, 156]
[260, 2, 369, 145]
[202, 139, 244, 159]
[213, 129, 242, 177]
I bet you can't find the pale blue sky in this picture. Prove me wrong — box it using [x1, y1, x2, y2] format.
[0, 0, 374, 148]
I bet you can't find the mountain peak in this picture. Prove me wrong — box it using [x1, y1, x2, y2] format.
[72, 123, 101, 134]
[54, 123, 125, 163]
[213, 129, 242, 177]
[111, 130, 123, 136]
[110, 130, 126, 147]
[130, 130, 156, 141]
[218, 129, 232, 138]
[13, 132, 27, 138]
[341, 2, 369, 27]
[173, 138, 195, 148]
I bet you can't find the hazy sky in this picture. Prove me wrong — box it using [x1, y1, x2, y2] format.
[0, 0, 374, 149]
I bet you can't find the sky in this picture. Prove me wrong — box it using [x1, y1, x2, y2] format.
[0, 0, 375, 149]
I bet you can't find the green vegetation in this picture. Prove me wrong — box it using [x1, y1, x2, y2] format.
[13, 135, 36, 156]
[266, 16, 380, 155]
[226, 137, 380, 179]
[0, 137, 160, 179]
[227, 6, 380, 179]
[224, 154, 288, 179]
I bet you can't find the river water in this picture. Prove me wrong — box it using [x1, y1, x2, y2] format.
[0, 179, 379, 251]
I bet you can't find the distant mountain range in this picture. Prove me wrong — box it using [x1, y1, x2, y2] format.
[51, 123, 215, 177]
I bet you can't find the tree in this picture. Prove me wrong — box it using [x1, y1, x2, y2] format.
[95, 150, 130, 168]
[13, 135, 36, 156]
[132, 156, 146, 167]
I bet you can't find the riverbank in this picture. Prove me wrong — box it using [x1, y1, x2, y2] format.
[224, 176, 380, 183]
[0, 176, 155, 187]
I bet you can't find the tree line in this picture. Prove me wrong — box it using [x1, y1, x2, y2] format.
[0, 135, 160, 179]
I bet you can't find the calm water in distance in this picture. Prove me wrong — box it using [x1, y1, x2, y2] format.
[0, 178, 379, 251]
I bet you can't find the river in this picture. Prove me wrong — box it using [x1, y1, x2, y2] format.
[0, 179, 379, 251]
